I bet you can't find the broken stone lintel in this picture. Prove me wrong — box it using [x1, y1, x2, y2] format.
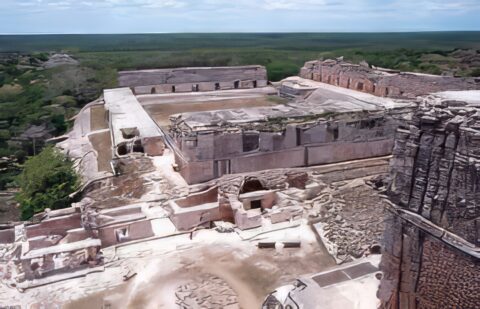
[382, 198, 480, 259]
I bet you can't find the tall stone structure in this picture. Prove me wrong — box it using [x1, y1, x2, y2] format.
[378, 93, 480, 308]
[299, 59, 480, 99]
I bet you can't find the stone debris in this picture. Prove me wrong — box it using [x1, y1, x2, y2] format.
[175, 274, 239, 309]
[314, 179, 388, 261]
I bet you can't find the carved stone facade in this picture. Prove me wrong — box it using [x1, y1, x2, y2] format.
[118, 65, 268, 95]
[379, 94, 480, 308]
[300, 59, 480, 99]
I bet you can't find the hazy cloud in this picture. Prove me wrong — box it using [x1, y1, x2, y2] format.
[2, 0, 480, 33]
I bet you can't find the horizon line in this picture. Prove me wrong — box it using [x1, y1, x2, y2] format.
[1, 30, 480, 35]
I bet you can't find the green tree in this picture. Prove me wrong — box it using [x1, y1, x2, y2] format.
[16, 146, 79, 220]
[470, 68, 480, 77]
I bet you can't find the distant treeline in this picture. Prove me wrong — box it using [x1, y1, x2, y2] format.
[1, 32, 480, 53]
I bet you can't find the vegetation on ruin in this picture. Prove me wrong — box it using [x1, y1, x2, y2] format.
[15, 146, 79, 220]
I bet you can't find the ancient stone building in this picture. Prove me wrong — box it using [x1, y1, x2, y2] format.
[300, 59, 480, 99]
[378, 91, 480, 308]
[119, 65, 268, 95]
[170, 80, 412, 184]
[104, 88, 165, 158]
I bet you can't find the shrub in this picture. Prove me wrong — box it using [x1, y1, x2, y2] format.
[470, 68, 480, 77]
[16, 146, 79, 220]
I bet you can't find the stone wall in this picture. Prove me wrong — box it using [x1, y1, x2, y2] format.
[379, 214, 480, 309]
[0, 228, 14, 244]
[176, 113, 404, 184]
[379, 95, 480, 308]
[118, 66, 268, 94]
[98, 219, 154, 247]
[388, 96, 480, 244]
[26, 214, 82, 239]
[300, 59, 480, 99]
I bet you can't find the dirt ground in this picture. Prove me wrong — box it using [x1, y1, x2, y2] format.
[60, 225, 334, 309]
[88, 131, 113, 172]
[0, 192, 19, 223]
[142, 96, 282, 128]
[90, 105, 108, 131]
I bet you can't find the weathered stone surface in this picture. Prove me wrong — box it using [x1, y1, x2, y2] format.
[300, 59, 480, 99]
[380, 94, 480, 309]
[175, 274, 239, 309]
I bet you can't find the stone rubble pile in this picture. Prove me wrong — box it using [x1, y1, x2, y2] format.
[175, 274, 239, 309]
[315, 179, 387, 261]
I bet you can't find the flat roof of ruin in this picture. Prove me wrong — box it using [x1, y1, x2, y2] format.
[104, 88, 163, 147]
[118, 65, 265, 74]
[172, 78, 412, 132]
[138, 86, 277, 103]
[433, 90, 480, 106]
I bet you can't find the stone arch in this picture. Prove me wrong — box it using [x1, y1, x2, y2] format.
[239, 177, 267, 194]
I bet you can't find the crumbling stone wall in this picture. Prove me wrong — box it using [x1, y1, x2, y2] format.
[379, 215, 480, 309]
[173, 111, 406, 184]
[300, 59, 480, 99]
[388, 96, 480, 243]
[379, 95, 480, 308]
[118, 66, 268, 94]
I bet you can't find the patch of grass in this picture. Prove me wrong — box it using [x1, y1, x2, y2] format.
[267, 95, 289, 105]
[0, 84, 23, 101]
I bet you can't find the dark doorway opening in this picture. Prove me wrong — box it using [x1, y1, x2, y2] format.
[215, 82, 220, 90]
[253, 80, 257, 88]
[171, 85, 176, 93]
[117, 144, 128, 156]
[132, 141, 144, 153]
[240, 178, 266, 194]
[242, 132, 259, 152]
[151, 87, 156, 94]
[234, 80, 240, 89]
[333, 127, 339, 140]
[251, 200, 262, 210]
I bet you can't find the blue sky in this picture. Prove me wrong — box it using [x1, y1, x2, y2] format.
[1, 0, 480, 33]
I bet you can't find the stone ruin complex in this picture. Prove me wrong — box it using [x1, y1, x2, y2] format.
[0, 61, 479, 307]
[299, 58, 480, 99]
[169, 81, 412, 184]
